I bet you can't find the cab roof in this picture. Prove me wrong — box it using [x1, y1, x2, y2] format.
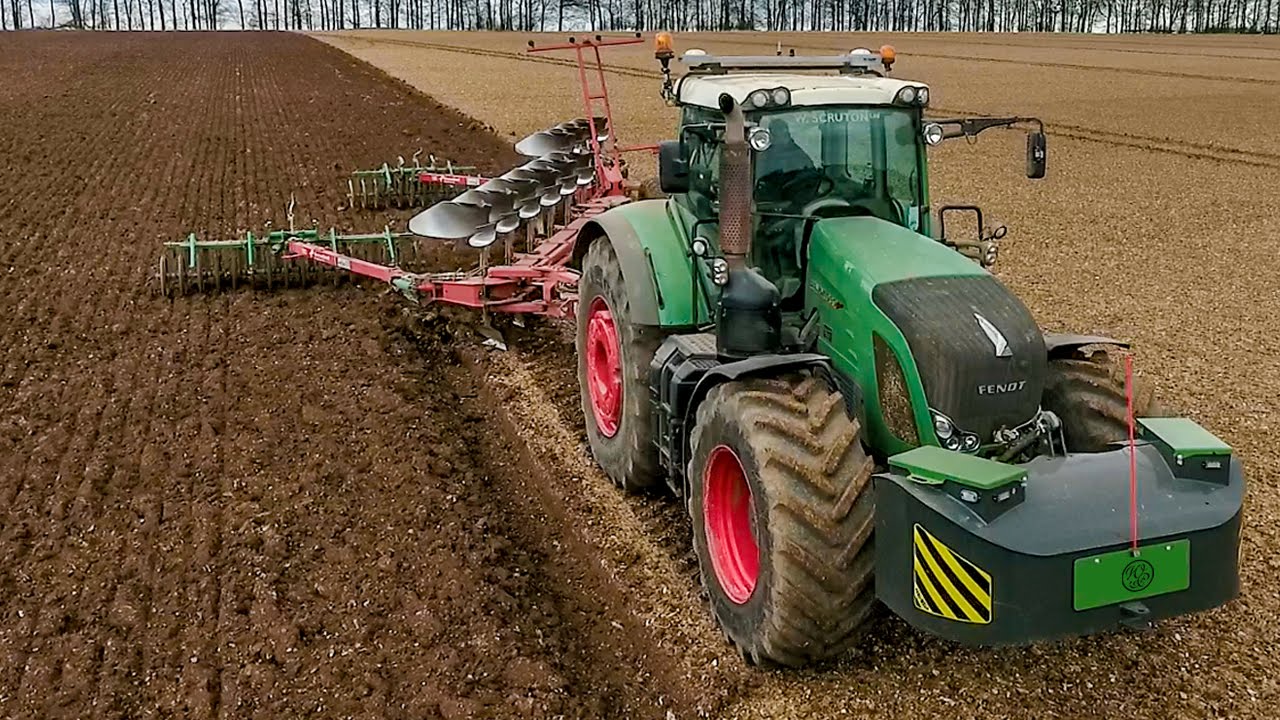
[676, 72, 928, 110]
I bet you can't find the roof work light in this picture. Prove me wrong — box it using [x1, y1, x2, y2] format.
[654, 32, 675, 60]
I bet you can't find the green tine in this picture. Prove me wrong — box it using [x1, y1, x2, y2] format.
[383, 227, 397, 266]
[244, 231, 256, 268]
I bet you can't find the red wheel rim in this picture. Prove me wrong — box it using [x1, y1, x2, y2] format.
[703, 445, 759, 605]
[585, 296, 623, 438]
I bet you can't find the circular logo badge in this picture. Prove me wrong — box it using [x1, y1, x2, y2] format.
[1121, 559, 1155, 592]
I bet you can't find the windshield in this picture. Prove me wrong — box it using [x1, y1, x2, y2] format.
[752, 106, 923, 230]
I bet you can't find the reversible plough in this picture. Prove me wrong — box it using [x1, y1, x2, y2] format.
[159, 35, 632, 320]
[160, 33, 1243, 668]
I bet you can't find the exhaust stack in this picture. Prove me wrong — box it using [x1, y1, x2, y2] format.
[713, 93, 781, 359]
[717, 94, 753, 268]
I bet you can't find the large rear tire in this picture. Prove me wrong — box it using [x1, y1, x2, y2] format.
[1042, 344, 1169, 453]
[576, 238, 665, 491]
[687, 374, 877, 667]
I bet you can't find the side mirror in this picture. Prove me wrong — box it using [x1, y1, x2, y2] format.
[939, 205, 984, 242]
[658, 140, 689, 194]
[1026, 131, 1047, 179]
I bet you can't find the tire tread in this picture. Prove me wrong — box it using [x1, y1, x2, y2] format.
[690, 374, 876, 667]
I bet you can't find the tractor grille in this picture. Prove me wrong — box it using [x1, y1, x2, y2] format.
[873, 276, 1045, 441]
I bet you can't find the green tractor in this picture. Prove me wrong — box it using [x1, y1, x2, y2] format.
[570, 44, 1243, 666]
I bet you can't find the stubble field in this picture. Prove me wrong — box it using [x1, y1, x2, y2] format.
[0, 27, 1277, 720]
[315, 30, 1280, 718]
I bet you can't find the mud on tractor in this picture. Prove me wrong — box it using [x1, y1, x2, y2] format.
[161, 34, 1243, 667]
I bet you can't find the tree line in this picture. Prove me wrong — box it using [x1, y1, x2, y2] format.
[5, 0, 1276, 35]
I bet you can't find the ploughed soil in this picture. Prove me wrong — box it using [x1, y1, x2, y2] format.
[0, 32, 727, 719]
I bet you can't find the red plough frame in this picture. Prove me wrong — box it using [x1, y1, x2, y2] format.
[284, 34, 645, 320]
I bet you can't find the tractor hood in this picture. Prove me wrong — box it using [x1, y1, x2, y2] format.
[808, 217, 1046, 442]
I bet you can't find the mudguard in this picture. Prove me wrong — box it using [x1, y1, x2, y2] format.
[572, 199, 710, 328]
[677, 351, 863, 494]
[688, 354, 865, 430]
[1043, 332, 1128, 359]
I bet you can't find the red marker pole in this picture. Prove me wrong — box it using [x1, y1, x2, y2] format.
[1126, 355, 1139, 554]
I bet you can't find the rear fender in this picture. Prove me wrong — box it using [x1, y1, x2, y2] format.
[678, 354, 864, 495]
[571, 199, 710, 328]
[1043, 332, 1128, 359]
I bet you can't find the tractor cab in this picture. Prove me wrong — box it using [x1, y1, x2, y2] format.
[654, 44, 1047, 306]
[673, 82, 928, 303]
[658, 49, 935, 305]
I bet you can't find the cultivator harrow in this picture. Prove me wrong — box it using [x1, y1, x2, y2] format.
[348, 151, 484, 210]
[157, 225, 425, 296]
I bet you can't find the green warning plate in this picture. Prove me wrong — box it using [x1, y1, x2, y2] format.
[1073, 540, 1190, 611]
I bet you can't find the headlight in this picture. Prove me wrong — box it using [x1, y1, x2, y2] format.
[711, 258, 729, 286]
[748, 127, 772, 152]
[744, 87, 790, 110]
[922, 122, 945, 146]
[895, 85, 929, 106]
[932, 410, 981, 454]
[933, 415, 954, 439]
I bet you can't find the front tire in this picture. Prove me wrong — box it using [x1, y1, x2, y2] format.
[576, 238, 665, 491]
[688, 374, 877, 667]
[1042, 344, 1169, 453]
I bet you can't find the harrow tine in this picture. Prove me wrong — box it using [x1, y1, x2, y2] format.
[228, 247, 237, 292]
[265, 245, 276, 292]
[332, 230, 342, 287]
[157, 252, 169, 297]
[283, 246, 294, 289]
[200, 248, 209, 294]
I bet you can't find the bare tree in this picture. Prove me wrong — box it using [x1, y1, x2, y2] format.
[5, 0, 1279, 34]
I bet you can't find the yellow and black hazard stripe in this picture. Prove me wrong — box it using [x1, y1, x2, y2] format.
[912, 524, 993, 624]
